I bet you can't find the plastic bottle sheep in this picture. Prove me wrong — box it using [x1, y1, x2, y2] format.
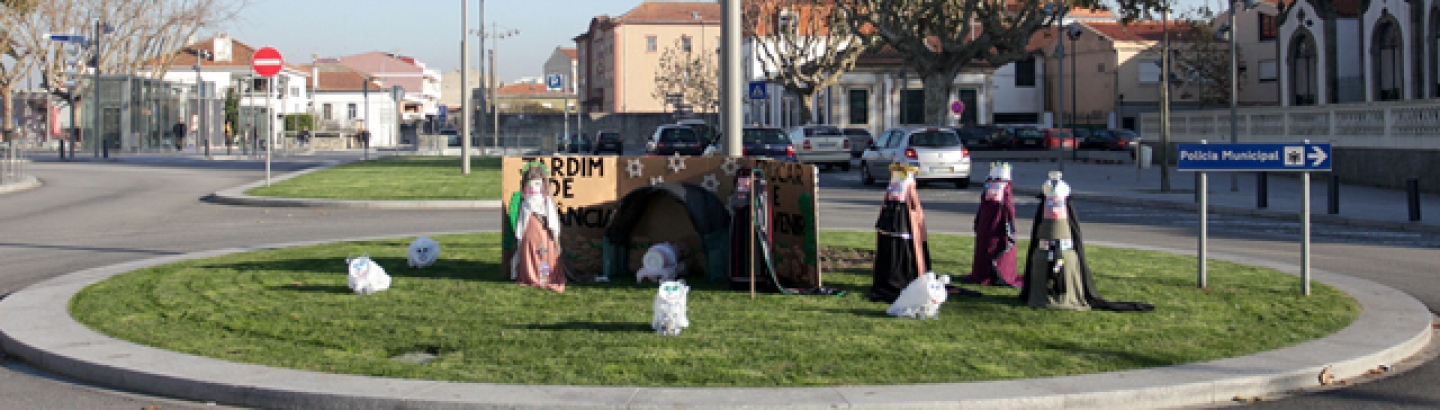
[652, 280, 690, 336]
[346, 255, 392, 295]
[886, 272, 950, 319]
[407, 236, 441, 269]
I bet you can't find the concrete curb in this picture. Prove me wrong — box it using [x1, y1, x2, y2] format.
[208, 161, 503, 210]
[0, 233, 1430, 410]
[0, 176, 41, 196]
[1012, 187, 1440, 234]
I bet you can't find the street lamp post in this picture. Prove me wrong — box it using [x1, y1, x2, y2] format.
[92, 21, 113, 158]
[460, 0, 471, 174]
[194, 49, 213, 158]
[482, 25, 519, 154]
[1221, 0, 1258, 192]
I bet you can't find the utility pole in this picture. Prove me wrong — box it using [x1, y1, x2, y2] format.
[1160, 6, 1172, 192]
[722, 0, 742, 157]
[478, 0, 487, 156]
[461, 0, 471, 173]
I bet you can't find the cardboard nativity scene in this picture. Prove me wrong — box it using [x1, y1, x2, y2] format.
[500, 155, 826, 295]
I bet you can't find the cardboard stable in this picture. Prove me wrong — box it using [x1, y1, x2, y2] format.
[501, 156, 821, 288]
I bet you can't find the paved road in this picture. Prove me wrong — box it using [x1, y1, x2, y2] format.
[1, 153, 1436, 409]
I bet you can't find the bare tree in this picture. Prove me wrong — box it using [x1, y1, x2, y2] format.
[1, 0, 41, 146]
[31, 0, 246, 103]
[1171, 9, 1242, 108]
[745, 0, 874, 125]
[842, 0, 1165, 125]
[652, 38, 719, 116]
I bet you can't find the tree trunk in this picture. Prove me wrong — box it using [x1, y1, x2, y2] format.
[922, 70, 959, 126]
[797, 90, 816, 125]
[1, 84, 14, 145]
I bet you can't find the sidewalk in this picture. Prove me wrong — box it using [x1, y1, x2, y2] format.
[995, 158, 1440, 234]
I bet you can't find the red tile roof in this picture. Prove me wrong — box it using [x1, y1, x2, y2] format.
[619, 1, 720, 24]
[306, 63, 385, 92]
[148, 36, 304, 72]
[496, 83, 570, 97]
[1081, 21, 1188, 42]
[560, 47, 577, 59]
[1333, 0, 1361, 17]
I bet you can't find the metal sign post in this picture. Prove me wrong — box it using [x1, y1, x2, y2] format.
[252, 47, 284, 187]
[1178, 142, 1331, 295]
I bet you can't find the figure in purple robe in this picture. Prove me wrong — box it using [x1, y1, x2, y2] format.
[963, 162, 1021, 287]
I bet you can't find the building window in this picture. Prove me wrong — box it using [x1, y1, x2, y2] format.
[1139, 60, 1161, 83]
[1259, 14, 1278, 41]
[682, 36, 692, 52]
[323, 103, 333, 120]
[291, 87, 300, 97]
[1014, 57, 1036, 87]
[347, 103, 357, 119]
[848, 89, 868, 124]
[646, 36, 657, 52]
[1289, 32, 1318, 105]
[1258, 60, 1278, 82]
[900, 89, 925, 125]
[1373, 19, 1404, 101]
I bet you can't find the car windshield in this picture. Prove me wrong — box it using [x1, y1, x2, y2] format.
[660, 128, 698, 143]
[1114, 130, 1138, 139]
[803, 127, 842, 136]
[598, 133, 620, 142]
[908, 131, 961, 147]
[843, 129, 870, 136]
[1014, 128, 1041, 138]
[743, 129, 789, 144]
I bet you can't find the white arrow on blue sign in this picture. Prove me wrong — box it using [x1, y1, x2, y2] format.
[1176, 143, 1331, 172]
[47, 34, 87, 43]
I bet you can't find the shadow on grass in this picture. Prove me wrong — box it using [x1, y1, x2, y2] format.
[822, 307, 893, 318]
[515, 321, 652, 333]
[199, 257, 509, 283]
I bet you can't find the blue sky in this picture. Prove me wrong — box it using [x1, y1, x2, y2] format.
[225, 0, 655, 82]
[223, 0, 1216, 83]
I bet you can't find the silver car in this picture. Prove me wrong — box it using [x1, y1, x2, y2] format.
[786, 125, 852, 171]
[859, 127, 972, 188]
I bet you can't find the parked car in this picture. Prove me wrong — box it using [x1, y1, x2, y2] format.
[1002, 126, 1045, 149]
[592, 131, 623, 154]
[786, 125, 851, 171]
[859, 127, 971, 188]
[842, 128, 873, 158]
[1041, 128, 1077, 150]
[1072, 128, 1094, 148]
[677, 119, 717, 147]
[567, 133, 593, 154]
[739, 126, 796, 161]
[647, 125, 706, 156]
[1078, 129, 1142, 157]
[442, 128, 460, 147]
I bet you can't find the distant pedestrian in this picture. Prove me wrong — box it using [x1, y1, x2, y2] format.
[172, 121, 187, 151]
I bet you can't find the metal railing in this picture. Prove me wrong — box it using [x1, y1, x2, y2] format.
[1139, 100, 1440, 150]
[1, 145, 29, 185]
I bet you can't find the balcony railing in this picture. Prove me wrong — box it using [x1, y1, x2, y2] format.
[1139, 100, 1440, 150]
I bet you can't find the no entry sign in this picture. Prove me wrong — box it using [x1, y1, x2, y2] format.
[252, 47, 283, 78]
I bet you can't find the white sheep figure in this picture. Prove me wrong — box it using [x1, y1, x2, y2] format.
[636, 242, 685, 283]
[346, 255, 392, 296]
[407, 236, 441, 269]
[652, 280, 690, 336]
[886, 272, 951, 319]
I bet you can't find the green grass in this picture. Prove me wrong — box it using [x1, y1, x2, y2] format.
[70, 231, 1359, 387]
[245, 156, 502, 200]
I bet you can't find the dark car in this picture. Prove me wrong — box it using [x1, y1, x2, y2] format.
[1040, 128, 1077, 150]
[841, 128, 873, 158]
[1079, 129, 1142, 153]
[740, 126, 796, 161]
[567, 133, 592, 154]
[593, 131, 623, 154]
[647, 125, 705, 156]
[442, 128, 460, 147]
[1002, 126, 1044, 149]
[953, 127, 996, 150]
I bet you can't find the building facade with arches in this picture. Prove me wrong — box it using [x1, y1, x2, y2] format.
[1278, 0, 1440, 105]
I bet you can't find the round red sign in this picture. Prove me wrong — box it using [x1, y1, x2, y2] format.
[252, 47, 283, 78]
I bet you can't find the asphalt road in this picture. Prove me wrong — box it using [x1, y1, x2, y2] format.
[0, 154, 1436, 409]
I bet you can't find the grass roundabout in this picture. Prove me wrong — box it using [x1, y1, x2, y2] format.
[71, 231, 1359, 387]
[245, 156, 503, 200]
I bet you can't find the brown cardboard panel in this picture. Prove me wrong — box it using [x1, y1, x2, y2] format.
[502, 155, 820, 288]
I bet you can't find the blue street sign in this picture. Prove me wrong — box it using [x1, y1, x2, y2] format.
[748, 81, 768, 100]
[546, 74, 563, 92]
[47, 34, 87, 43]
[437, 104, 447, 123]
[1177, 143, 1331, 172]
